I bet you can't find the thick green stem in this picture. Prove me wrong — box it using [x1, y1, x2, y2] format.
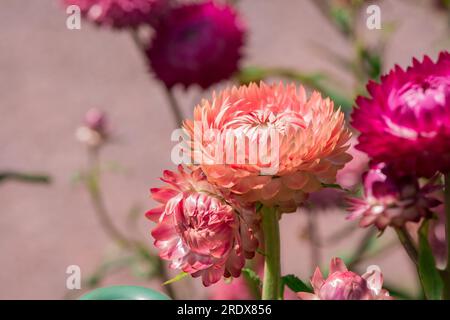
[443, 174, 450, 299]
[261, 206, 282, 300]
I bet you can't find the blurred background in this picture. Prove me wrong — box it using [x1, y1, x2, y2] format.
[0, 0, 448, 299]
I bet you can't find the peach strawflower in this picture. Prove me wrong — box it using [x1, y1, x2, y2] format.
[183, 82, 352, 212]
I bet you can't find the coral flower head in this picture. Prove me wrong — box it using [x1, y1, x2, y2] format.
[298, 258, 392, 300]
[146, 1, 245, 89]
[63, 0, 168, 29]
[146, 166, 259, 286]
[352, 52, 450, 177]
[183, 82, 352, 212]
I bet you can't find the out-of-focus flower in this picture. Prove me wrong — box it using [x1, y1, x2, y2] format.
[433, 0, 450, 11]
[76, 108, 109, 148]
[146, 1, 245, 89]
[298, 257, 392, 300]
[347, 163, 441, 230]
[429, 204, 447, 269]
[352, 52, 450, 178]
[146, 165, 259, 286]
[63, 0, 169, 29]
[183, 82, 352, 213]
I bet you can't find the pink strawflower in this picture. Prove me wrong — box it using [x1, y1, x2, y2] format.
[347, 163, 440, 230]
[183, 82, 352, 213]
[352, 52, 450, 178]
[63, 0, 168, 29]
[146, 1, 245, 89]
[298, 257, 392, 300]
[146, 165, 259, 286]
[76, 108, 109, 148]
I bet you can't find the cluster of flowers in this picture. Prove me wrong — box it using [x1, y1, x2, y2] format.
[63, 0, 245, 89]
[69, 0, 450, 301]
[146, 82, 353, 286]
[348, 52, 449, 237]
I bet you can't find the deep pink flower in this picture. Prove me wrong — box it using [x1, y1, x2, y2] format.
[63, 0, 168, 29]
[146, 1, 245, 89]
[146, 166, 259, 286]
[347, 163, 440, 230]
[352, 52, 450, 178]
[298, 257, 392, 300]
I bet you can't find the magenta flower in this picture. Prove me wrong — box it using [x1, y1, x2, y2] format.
[347, 163, 440, 230]
[146, 1, 245, 89]
[351, 52, 450, 178]
[63, 0, 168, 29]
[298, 258, 392, 300]
[146, 166, 259, 286]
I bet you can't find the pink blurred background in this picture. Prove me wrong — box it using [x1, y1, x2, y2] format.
[0, 0, 448, 299]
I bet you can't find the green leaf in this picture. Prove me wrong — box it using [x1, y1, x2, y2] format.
[163, 272, 188, 285]
[418, 220, 443, 300]
[236, 67, 268, 85]
[282, 274, 313, 293]
[330, 7, 352, 36]
[242, 268, 262, 299]
[0, 171, 51, 184]
[242, 268, 262, 288]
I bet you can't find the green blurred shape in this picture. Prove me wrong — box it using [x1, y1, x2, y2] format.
[0, 171, 51, 184]
[79, 285, 171, 300]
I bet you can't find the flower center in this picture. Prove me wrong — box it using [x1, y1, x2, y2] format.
[224, 109, 306, 136]
[399, 77, 447, 110]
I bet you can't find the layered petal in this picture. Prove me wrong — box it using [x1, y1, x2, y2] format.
[146, 166, 259, 286]
[298, 258, 392, 300]
[351, 52, 450, 177]
[183, 82, 352, 212]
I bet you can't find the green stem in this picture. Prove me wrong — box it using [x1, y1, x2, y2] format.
[443, 173, 450, 299]
[395, 227, 418, 267]
[261, 206, 282, 300]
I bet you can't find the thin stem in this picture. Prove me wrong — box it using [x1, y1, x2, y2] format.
[307, 210, 320, 273]
[395, 227, 418, 267]
[86, 148, 132, 247]
[261, 206, 282, 300]
[129, 29, 184, 127]
[347, 228, 376, 270]
[442, 173, 450, 299]
[164, 87, 184, 127]
[85, 148, 177, 299]
[156, 255, 177, 300]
